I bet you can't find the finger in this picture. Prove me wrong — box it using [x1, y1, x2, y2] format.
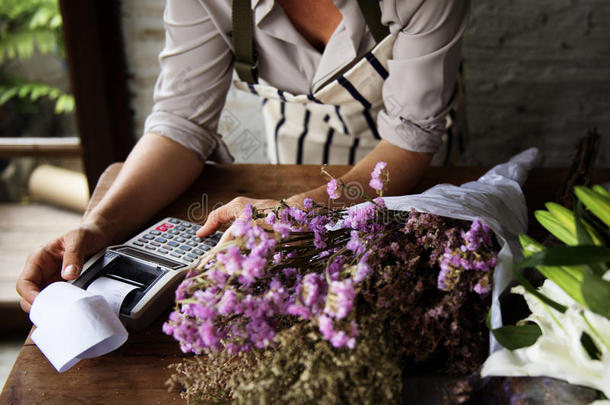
[20, 298, 32, 313]
[61, 229, 86, 280]
[17, 245, 59, 306]
[197, 204, 235, 238]
[16, 278, 40, 311]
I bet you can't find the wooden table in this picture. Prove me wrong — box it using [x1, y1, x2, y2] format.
[1, 163, 609, 405]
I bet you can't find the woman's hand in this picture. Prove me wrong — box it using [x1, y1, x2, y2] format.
[196, 197, 281, 242]
[16, 218, 113, 312]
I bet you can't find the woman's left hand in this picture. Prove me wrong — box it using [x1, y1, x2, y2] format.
[196, 196, 281, 242]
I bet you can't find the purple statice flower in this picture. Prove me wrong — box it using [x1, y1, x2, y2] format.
[343, 203, 378, 232]
[313, 231, 327, 249]
[308, 215, 330, 249]
[265, 279, 288, 309]
[327, 256, 345, 281]
[303, 198, 314, 210]
[325, 279, 355, 319]
[239, 255, 267, 285]
[373, 196, 386, 208]
[288, 206, 307, 224]
[346, 230, 366, 255]
[369, 178, 383, 191]
[273, 252, 283, 264]
[217, 290, 239, 315]
[301, 273, 326, 307]
[174, 278, 194, 301]
[245, 318, 275, 349]
[287, 304, 311, 319]
[327, 178, 340, 199]
[282, 267, 297, 278]
[461, 219, 493, 252]
[162, 310, 181, 335]
[474, 277, 491, 295]
[437, 250, 461, 291]
[216, 245, 244, 275]
[231, 219, 250, 237]
[265, 211, 277, 225]
[193, 288, 221, 307]
[198, 321, 220, 347]
[318, 315, 334, 339]
[369, 161, 387, 192]
[175, 321, 198, 353]
[250, 235, 276, 258]
[205, 267, 228, 287]
[273, 222, 291, 238]
[318, 315, 358, 349]
[243, 203, 254, 221]
[353, 254, 371, 283]
[187, 302, 217, 321]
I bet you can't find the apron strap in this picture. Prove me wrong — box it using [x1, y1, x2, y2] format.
[232, 0, 390, 84]
[232, 0, 258, 84]
[356, 0, 390, 43]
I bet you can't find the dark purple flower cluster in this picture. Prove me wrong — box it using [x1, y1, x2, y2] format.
[163, 163, 499, 357]
[437, 219, 498, 294]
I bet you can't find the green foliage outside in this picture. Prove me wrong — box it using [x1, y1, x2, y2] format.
[0, 0, 74, 114]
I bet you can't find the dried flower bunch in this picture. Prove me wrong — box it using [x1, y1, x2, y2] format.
[164, 163, 499, 404]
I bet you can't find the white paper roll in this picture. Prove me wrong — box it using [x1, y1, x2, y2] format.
[86, 276, 139, 316]
[30, 282, 129, 373]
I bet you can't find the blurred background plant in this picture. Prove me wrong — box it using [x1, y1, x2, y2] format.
[0, 0, 80, 204]
[0, 0, 73, 115]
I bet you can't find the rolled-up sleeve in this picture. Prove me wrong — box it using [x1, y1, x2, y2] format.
[378, 0, 469, 153]
[144, 0, 234, 163]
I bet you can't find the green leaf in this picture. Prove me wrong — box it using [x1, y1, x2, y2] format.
[593, 185, 610, 199]
[519, 238, 593, 306]
[0, 86, 19, 104]
[491, 323, 542, 350]
[535, 210, 577, 245]
[575, 186, 610, 228]
[581, 271, 610, 319]
[574, 202, 594, 245]
[580, 332, 602, 360]
[518, 246, 610, 268]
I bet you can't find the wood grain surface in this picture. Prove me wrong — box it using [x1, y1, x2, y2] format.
[2, 164, 609, 405]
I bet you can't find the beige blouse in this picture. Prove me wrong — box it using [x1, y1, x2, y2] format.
[144, 0, 470, 162]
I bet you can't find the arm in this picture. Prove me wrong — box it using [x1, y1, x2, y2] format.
[197, 0, 468, 236]
[303, 0, 470, 203]
[85, 133, 205, 243]
[287, 140, 431, 205]
[16, 134, 204, 312]
[17, 0, 234, 310]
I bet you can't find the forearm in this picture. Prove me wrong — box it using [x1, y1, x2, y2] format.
[84, 133, 204, 242]
[289, 140, 431, 206]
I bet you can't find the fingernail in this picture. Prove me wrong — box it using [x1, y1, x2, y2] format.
[63, 264, 78, 277]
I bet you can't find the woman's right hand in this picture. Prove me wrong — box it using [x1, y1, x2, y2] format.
[16, 218, 113, 313]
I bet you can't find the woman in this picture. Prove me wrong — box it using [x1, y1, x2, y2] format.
[17, 0, 469, 311]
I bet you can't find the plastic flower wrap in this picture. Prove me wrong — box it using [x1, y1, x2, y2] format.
[164, 149, 539, 404]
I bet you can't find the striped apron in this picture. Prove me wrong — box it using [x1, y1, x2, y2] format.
[233, 34, 395, 165]
[230, 0, 460, 165]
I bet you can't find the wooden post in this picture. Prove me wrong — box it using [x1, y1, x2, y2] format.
[58, 0, 134, 193]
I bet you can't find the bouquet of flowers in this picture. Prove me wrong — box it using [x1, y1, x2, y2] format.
[482, 184, 610, 402]
[163, 150, 539, 404]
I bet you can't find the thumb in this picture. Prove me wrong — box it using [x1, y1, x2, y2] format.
[61, 229, 86, 280]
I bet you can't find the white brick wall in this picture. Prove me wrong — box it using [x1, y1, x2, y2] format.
[121, 0, 610, 167]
